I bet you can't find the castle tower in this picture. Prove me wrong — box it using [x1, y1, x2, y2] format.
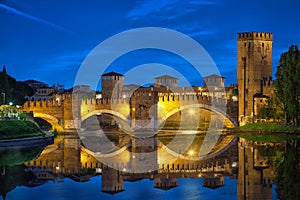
[237, 32, 273, 125]
[101, 72, 124, 99]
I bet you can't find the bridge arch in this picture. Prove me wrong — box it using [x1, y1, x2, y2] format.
[163, 104, 237, 128]
[81, 109, 128, 122]
[81, 109, 132, 132]
[32, 112, 64, 132]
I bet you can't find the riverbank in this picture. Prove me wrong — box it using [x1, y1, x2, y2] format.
[229, 123, 300, 133]
[0, 134, 54, 150]
[0, 120, 46, 140]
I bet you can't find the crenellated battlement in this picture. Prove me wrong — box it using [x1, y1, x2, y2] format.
[158, 94, 228, 106]
[82, 98, 129, 105]
[158, 94, 211, 102]
[261, 76, 275, 96]
[23, 99, 62, 108]
[238, 32, 273, 41]
[261, 76, 274, 87]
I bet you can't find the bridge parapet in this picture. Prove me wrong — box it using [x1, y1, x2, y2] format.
[23, 99, 62, 108]
[82, 98, 129, 105]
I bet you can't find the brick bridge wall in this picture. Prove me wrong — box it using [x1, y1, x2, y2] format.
[21, 92, 238, 132]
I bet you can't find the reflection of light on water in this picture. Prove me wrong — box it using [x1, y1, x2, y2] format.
[96, 168, 102, 173]
[183, 130, 196, 135]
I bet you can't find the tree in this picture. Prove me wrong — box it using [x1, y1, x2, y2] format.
[275, 45, 300, 125]
[257, 95, 284, 122]
[0, 66, 33, 105]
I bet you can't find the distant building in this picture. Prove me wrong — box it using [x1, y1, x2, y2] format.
[203, 74, 225, 88]
[154, 75, 178, 89]
[24, 80, 48, 91]
[26, 87, 54, 100]
[52, 84, 65, 93]
[72, 85, 92, 94]
[202, 74, 226, 99]
[101, 71, 124, 98]
[122, 84, 140, 99]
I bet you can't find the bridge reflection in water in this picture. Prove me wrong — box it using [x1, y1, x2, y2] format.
[20, 133, 299, 199]
[0, 132, 300, 199]
[24, 133, 237, 191]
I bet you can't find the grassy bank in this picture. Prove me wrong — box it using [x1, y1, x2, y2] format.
[239, 123, 300, 132]
[0, 120, 45, 140]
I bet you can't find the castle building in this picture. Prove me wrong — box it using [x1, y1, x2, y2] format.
[154, 75, 178, 89]
[202, 74, 226, 99]
[237, 32, 274, 125]
[203, 74, 225, 88]
[101, 71, 124, 99]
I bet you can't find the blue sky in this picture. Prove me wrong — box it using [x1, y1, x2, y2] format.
[1, 0, 300, 88]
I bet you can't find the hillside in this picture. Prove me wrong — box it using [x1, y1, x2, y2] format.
[0, 66, 33, 105]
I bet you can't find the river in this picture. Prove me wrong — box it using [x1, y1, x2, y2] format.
[0, 131, 299, 200]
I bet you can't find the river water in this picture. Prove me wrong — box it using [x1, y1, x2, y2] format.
[0, 132, 299, 200]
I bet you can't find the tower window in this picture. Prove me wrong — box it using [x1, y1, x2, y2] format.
[262, 43, 264, 47]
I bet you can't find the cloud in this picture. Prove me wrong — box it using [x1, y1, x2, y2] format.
[172, 23, 216, 38]
[126, 0, 216, 21]
[127, 0, 178, 20]
[189, 0, 216, 5]
[0, 3, 73, 34]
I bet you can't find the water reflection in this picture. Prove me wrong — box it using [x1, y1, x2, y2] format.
[1, 133, 299, 199]
[0, 143, 51, 200]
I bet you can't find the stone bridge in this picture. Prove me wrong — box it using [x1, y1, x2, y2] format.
[21, 90, 238, 132]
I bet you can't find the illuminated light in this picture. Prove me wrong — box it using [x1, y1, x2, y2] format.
[132, 155, 135, 158]
[189, 150, 194, 156]
[9, 102, 13, 106]
[132, 108, 135, 111]
[188, 109, 195, 115]
[231, 162, 237, 167]
[56, 98, 60, 101]
[157, 103, 164, 108]
[122, 94, 126, 99]
[232, 96, 238, 101]
[123, 168, 126, 172]
[198, 174, 202, 177]
[56, 166, 60, 170]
